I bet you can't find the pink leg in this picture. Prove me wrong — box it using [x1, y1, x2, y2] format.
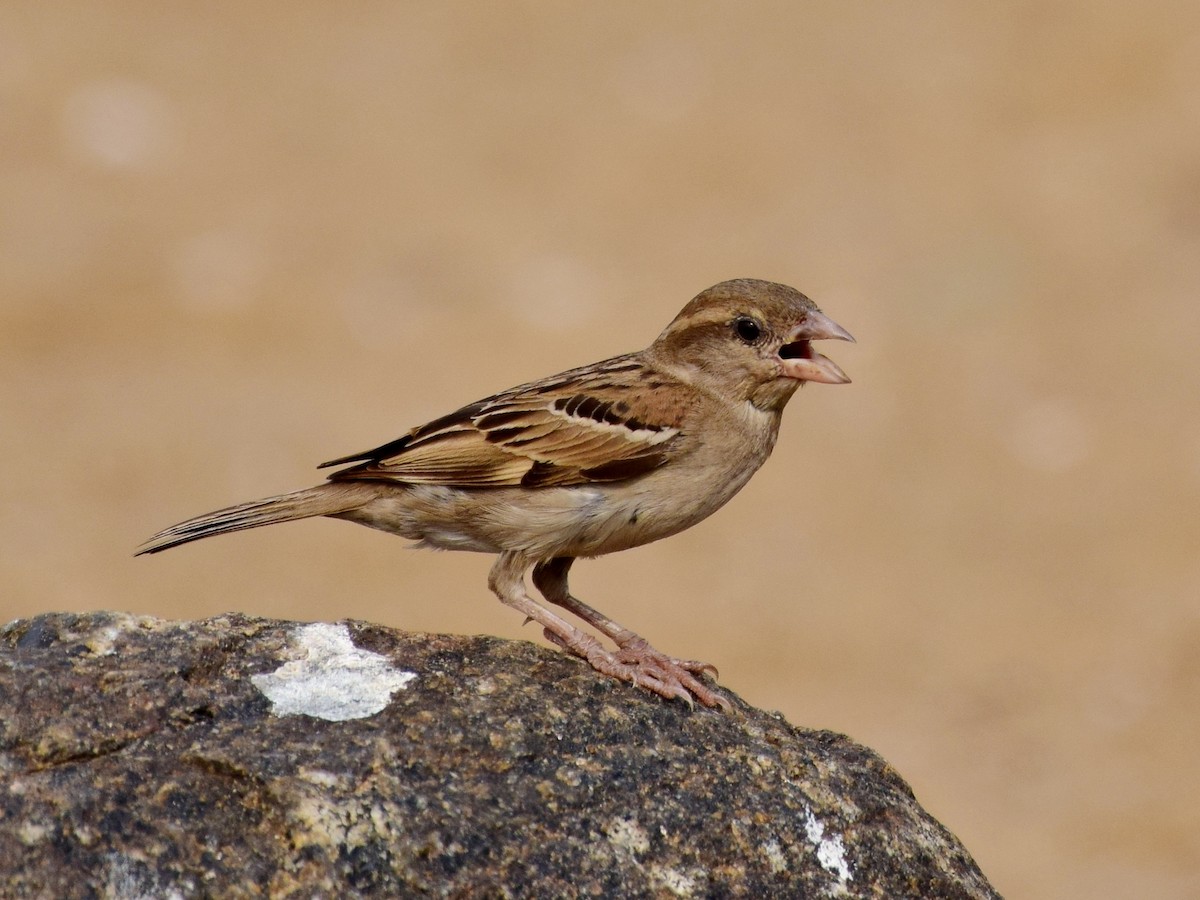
[488, 552, 728, 709]
[529, 556, 729, 711]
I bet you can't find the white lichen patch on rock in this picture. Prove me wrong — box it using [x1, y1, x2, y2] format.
[762, 838, 788, 873]
[82, 619, 140, 656]
[297, 767, 342, 788]
[104, 852, 192, 900]
[251, 623, 416, 721]
[18, 821, 50, 846]
[803, 807, 852, 891]
[605, 816, 651, 855]
[648, 864, 701, 897]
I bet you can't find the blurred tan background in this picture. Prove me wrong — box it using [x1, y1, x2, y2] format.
[3, 2, 1198, 896]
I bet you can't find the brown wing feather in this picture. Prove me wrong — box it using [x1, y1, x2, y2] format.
[324, 354, 687, 488]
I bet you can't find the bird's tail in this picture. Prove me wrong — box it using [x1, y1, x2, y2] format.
[136, 484, 370, 555]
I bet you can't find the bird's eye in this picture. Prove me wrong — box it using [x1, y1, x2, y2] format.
[734, 317, 762, 343]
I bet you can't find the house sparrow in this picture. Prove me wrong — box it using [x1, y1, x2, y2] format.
[139, 278, 853, 709]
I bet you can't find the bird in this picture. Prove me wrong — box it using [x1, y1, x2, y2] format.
[138, 278, 853, 710]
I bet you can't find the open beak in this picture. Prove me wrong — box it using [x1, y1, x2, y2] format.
[778, 310, 855, 384]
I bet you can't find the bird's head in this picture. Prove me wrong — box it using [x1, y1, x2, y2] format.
[649, 278, 855, 411]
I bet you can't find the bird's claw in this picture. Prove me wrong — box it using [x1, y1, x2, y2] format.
[543, 627, 730, 711]
[614, 636, 719, 681]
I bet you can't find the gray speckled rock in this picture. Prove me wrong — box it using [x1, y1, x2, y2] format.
[0, 612, 998, 898]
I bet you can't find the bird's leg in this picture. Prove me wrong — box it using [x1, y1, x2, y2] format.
[532, 557, 719, 678]
[531, 556, 728, 710]
[488, 551, 603, 658]
[489, 552, 722, 709]
[489, 552, 695, 706]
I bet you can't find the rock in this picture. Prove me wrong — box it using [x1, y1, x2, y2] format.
[0, 612, 998, 898]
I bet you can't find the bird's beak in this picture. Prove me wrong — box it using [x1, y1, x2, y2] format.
[778, 311, 855, 384]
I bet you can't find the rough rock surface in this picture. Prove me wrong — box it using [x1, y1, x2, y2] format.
[0, 612, 999, 898]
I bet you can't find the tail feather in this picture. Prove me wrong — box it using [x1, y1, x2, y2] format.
[136, 485, 366, 555]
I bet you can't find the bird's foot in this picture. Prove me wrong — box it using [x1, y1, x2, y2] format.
[543, 628, 730, 711]
[613, 636, 720, 682]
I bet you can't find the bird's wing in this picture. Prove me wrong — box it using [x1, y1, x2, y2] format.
[320, 354, 688, 488]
